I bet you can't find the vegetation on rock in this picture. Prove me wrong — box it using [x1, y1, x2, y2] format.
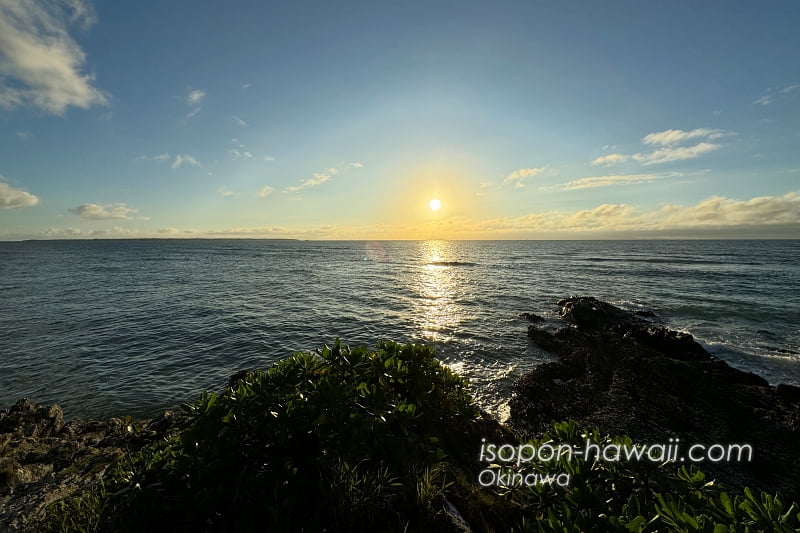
[36, 341, 800, 532]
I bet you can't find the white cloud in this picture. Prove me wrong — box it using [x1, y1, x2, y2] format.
[657, 192, 800, 228]
[263, 155, 275, 161]
[281, 162, 361, 193]
[257, 185, 274, 197]
[633, 142, 721, 165]
[590, 153, 629, 166]
[642, 128, 727, 146]
[15, 130, 33, 140]
[172, 154, 200, 168]
[284, 172, 332, 193]
[754, 95, 773, 106]
[454, 191, 800, 236]
[43, 226, 83, 236]
[595, 129, 728, 167]
[504, 167, 542, 188]
[184, 106, 202, 120]
[85, 226, 139, 236]
[231, 115, 247, 127]
[241, 83, 252, 89]
[218, 186, 235, 197]
[556, 173, 676, 190]
[181, 88, 205, 120]
[134, 152, 171, 162]
[229, 149, 254, 160]
[185, 88, 206, 106]
[0, 0, 108, 115]
[0, 180, 39, 208]
[753, 84, 800, 107]
[69, 203, 139, 220]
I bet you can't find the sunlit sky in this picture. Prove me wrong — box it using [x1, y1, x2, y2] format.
[1, 0, 799, 239]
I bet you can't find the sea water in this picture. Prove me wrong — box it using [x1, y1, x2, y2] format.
[1, 239, 798, 419]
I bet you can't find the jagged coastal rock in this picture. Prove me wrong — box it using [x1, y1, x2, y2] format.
[0, 400, 186, 532]
[510, 296, 800, 500]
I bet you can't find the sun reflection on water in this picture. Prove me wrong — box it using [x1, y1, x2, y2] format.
[408, 241, 529, 422]
[412, 241, 464, 344]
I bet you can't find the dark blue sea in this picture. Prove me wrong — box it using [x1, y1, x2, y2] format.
[1, 240, 798, 420]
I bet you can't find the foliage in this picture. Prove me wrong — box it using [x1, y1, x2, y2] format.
[39, 341, 800, 532]
[41, 341, 481, 532]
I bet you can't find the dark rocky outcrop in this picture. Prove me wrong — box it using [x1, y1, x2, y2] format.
[519, 312, 545, 323]
[509, 296, 800, 500]
[0, 399, 187, 532]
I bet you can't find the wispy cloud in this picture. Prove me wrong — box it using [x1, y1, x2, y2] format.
[0, 180, 39, 208]
[633, 142, 721, 166]
[754, 84, 800, 106]
[241, 83, 252, 90]
[0, 0, 108, 115]
[218, 186, 235, 197]
[285, 172, 332, 193]
[257, 185, 274, 197]
[15, 131, 34, 141]
[136, 152, 199, 168]
[185, 88, 206, 106]
[134, 153, 170, 162]
[754, 94, 773, 106]
[69, 203, 140, 220]
[591, 153, 629, 166]
[504, 167, 542, 188]
[555, 173, 677, 190]
[229, 149, 254, 160]
[231, 115, 247, 127]
[172, 154, 200, 168]
[283, 162, 360, 193]
[183, 87, 205, 120]
[594, 128, 728, 167]
[184, 106, 202, 120]
[264, 155, 275, 161]
[642, 128, 727, 146]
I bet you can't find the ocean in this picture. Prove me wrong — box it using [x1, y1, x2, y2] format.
[1, 239, 798, 420]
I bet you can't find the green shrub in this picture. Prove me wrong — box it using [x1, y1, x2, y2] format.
[39, 341, 800, 532]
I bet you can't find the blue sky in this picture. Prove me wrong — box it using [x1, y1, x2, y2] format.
[1, 0, 799, 239]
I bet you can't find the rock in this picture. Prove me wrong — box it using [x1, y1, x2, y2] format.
[777, 383, 800, 404]
[519, 312, 545, 323]
[0, 402, 189, 532]
[510, 296, 800, 501]
[0, 400, 64, 439]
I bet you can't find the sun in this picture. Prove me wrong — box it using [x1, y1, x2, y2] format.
[429, 198, 442, 211]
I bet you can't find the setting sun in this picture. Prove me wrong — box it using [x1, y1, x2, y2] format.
[429, 198, 442, 211]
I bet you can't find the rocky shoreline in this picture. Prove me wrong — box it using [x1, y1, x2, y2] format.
[0, 401, 187, 531]
[2, 296, 799, 529]
[509, 296, 800, 500]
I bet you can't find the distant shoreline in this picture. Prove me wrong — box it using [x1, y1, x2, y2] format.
[4, 237, 800, 243]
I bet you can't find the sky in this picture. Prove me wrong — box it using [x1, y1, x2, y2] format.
[1, 0, 799, 240]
